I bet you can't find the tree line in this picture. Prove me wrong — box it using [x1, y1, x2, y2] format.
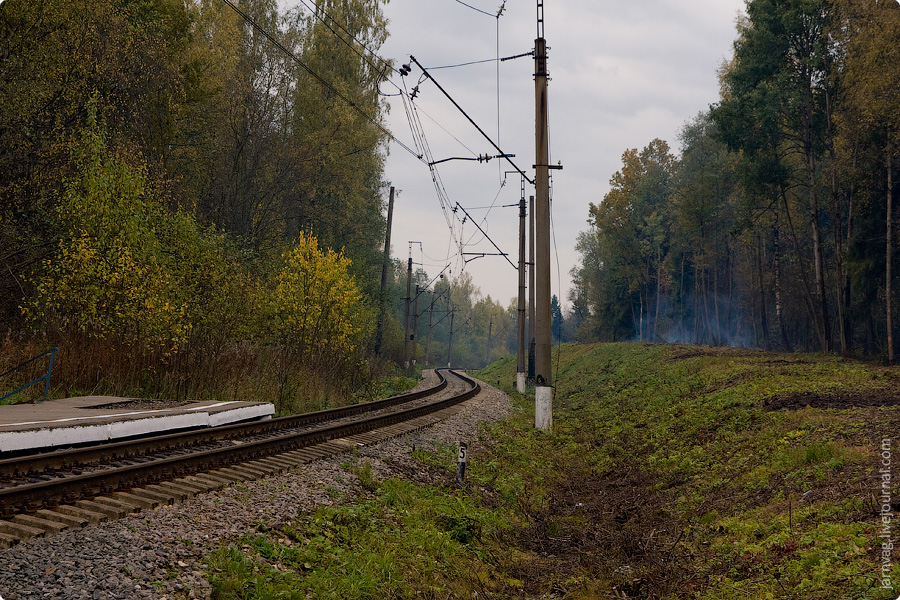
[571, 0, 899, 361]
[378, 266, 517, 371]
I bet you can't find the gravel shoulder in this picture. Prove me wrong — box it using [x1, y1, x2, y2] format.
[0, 374, 510, 600]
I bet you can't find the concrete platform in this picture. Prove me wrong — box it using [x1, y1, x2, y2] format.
[0, 397, 275, 454]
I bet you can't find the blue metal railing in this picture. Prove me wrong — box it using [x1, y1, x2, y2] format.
[0, 347, 59, 403]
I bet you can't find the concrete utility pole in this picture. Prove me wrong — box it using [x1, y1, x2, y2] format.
[374, 186, 395, 356]
[486, 312, 494, 366]
[425, 297, 434, 366]
[412, 284, 420, 365]
[517, 188, 527, 393]
[534, 2, 552, 430]
[528, 194, 535, 383]
[403, 245, 413, 369]
[447, 308, 455, 368]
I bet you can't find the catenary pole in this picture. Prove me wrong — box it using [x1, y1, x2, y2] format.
[403, 246, 412, 369]
[374, 186, 395, 356]
[447, 308, 455, 368]
[486, 312, 494, 365]
[517, 188, 527, 392]
[534, 3, 552, 430]
[425, 296, 434, 366]
[412, 284, 420, 365]
[528, 194, 535, 383]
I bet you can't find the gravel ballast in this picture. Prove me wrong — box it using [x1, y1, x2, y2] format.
[0, 375, 510, 600]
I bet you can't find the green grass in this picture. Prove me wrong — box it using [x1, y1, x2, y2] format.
[478, 343, 899, 598]
[207, 477, 508, 599]
[0, 392, 30, 405]
[204, 343, 900, 599]
[351, 372, 420, 405]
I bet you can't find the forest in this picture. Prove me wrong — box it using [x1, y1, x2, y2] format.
[570, 0, 899, 361]
[0, 0, 513, 408]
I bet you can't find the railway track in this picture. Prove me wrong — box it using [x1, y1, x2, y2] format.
[0, 368, 480, 548]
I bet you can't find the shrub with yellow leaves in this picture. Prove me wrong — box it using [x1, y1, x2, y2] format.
[268, 233, 372, 372]
[26, 97, 192, 354]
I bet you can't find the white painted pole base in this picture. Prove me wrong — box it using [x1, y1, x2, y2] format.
[535, 385, 553, 431]
[516, 372, 526, 393]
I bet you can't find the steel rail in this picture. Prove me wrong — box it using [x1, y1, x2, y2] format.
[0, 369, 479, 517]
[0, 371, 449, 480]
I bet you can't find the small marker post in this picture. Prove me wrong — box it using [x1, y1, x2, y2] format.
[456, 441, 468, 486]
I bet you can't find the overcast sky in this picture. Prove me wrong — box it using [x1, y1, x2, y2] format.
[285, 0, 748, 309]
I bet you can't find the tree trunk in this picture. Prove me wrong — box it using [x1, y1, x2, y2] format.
[868, 305, 879, 355]
[844, 158, 856, 355]
[825, 70, 849, 356]
[639, 293, 644, 343]
[726, 244, 735, 344]
[702, 266, 714, 346]
[757, 234, 771, 350]
[654, 247, 662, 342]
[808, 152, 831, 353]
[802, 64, 831, 353]
[888, 142, 894, 363]
[774, 213, 791, 351]
[780, 185, 818, 349]
[679, 253, 686, 323]
[713, 227, 722, 346]
[694, 266, 701, 344]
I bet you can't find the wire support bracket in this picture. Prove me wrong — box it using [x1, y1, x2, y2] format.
[409, 55, 535, 186]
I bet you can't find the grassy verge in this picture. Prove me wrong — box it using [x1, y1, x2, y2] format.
[0, 334, 417, 412]
[351, 370, 421, 405]
[203, 343, 899, 599]
[207, 470, 506, 599]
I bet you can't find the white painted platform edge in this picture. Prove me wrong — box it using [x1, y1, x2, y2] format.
[208, 404, 275, 427]
[0, 403, 275, 453]
[105, 413, 209, 442]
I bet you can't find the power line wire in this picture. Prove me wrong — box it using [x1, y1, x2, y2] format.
[226, 0, 517, 282]
[416, 104, 479, 157]
[409, 56, 534, 185]
[496, 11, 501, 181]
[455, 202, 516, 270]
[400, 77, 464, 253]
[296, 2, 495, 262]
[461, 181, 506, 249]
[427, 50, 533, 70]
[450, 0, 495, 17]
[429, 57, 500, 69]
[551, 196, 562, 384]
[295, 0, 400, 85]
[218, 0, 423, 162]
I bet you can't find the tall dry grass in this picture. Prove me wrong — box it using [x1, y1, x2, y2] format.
[0, 329, 384, 414]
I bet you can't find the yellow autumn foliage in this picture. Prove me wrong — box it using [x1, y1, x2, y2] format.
[26, 97, 225, 354]
[268, 233, 371, 367]
[25, 97, 373, 385]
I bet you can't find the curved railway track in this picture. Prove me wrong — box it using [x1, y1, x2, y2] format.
[0, 368, 480, 548]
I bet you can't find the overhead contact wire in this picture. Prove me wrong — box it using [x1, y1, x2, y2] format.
[409, 56, 533, 185]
